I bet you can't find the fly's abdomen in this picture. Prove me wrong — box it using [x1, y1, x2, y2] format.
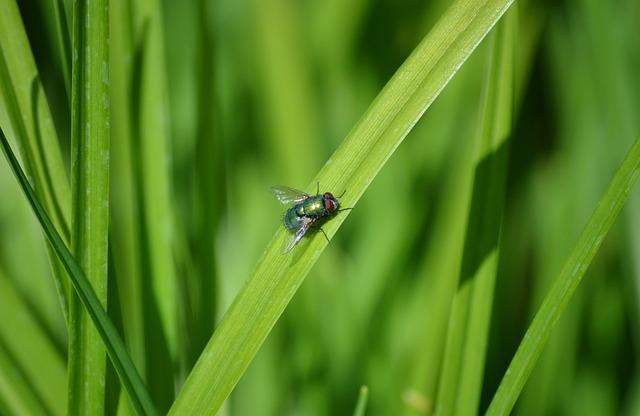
[283, 207, 303, 231]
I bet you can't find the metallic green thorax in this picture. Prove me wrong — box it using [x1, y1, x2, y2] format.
[283, 195, 327, 231]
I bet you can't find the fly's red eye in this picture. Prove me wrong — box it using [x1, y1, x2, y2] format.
[323, 192, 333, 199]
[324, 197, 337, 213]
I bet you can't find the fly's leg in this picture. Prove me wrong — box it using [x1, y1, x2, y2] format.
[318, 227, 330, 243]
[316, 181, 320, 195]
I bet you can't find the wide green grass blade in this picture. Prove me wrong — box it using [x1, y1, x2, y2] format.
[485, 137, 640, 415]
[66, 0, 111, 413]
[0, 129, 157, 415]
[434, 8, 514, 416]
[169, 0, 514, 414]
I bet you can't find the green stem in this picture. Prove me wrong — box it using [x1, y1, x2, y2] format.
[67, 0, 110, 413]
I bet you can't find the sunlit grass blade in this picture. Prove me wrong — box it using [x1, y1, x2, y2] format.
[485, 137, 640, 415]
[0, 0, 72, 316]
[353, 386, 369, 416]
[0, 271, 67, 415]
[434, 8, 514, 416]
[66, 0, 111, 413]
[0, 129, 157, 415]
[169, 0, 515, 413]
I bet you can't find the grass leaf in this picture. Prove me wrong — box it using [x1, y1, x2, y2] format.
[434, 8, 515, 416]
[0, 0, 72, 316]
[169, 0, 515, 413]
[485, 136, 640, 415]
[66, 0, 111, 413]
[53, 0, 72, 101]
[130, 0, 180, 408]
[0, 128, 157, 415]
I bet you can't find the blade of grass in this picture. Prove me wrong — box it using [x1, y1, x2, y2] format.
[53, 0, 72, 102]
[0, 127, 157, 416]
[130, 0, 179, 408]
[169, 0, 515, 413]
[0, 159, 66, 346]
[0, 0, 71, 238]
[189, 0, 224, 370]
[434, 8, 514, 416]
[110, 0, 147, 384]
[353, 386, 369, 416]
[0, 0, 72, 317]
[485, 136, 640, 415]
[66, 0, 111, 413]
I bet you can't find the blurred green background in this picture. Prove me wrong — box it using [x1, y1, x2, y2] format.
[1, 0, 640, 415]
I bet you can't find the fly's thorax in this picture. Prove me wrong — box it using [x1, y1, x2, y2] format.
[299, 195, 326, 218]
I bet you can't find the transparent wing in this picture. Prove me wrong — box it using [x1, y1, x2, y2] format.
[271, 185, 309, 205]
[283, 217, 313, 253]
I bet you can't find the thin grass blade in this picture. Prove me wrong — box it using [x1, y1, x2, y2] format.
[53, 0, 72, 101]
[0, 0, 72, 316]
[485, 137, 640, 415]
[0, 128, 157, 416]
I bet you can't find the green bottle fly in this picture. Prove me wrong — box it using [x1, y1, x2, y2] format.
[272, 184, 348, 252]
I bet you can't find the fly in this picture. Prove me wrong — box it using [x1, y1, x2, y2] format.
[272, 183, 351, 253]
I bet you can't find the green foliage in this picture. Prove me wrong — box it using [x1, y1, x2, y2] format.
[0, 128, 156, 415]
[170, 0, 514, 413]
[0, 0, 639, 415]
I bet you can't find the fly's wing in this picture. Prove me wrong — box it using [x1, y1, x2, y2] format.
[271, 185, 309, 205]
[283, 217, 314, 253]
